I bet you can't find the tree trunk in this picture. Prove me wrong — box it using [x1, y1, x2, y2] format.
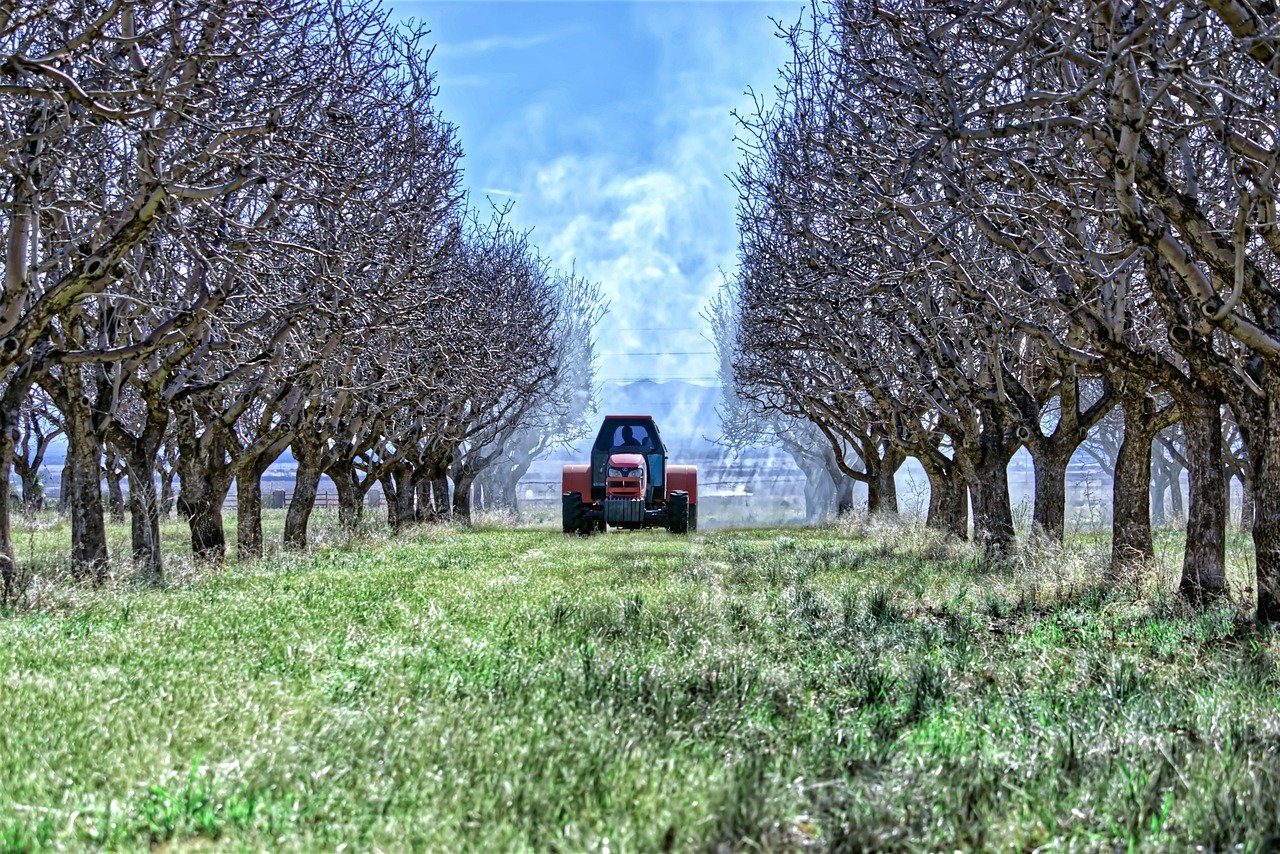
[178, 484, 228, 564]
[0, 402, 16, 602]
[105, 463, 126, 525]
[924, 460, 967, 539]
[124, 456, 163, 584]
[1030, 448, 1069, 541]
[1110, 396, 1156, 576]
[284, 463, 321, 550]
[967, 458, 1015, 553]
[331, 461, 364, 534]
[18, 468, 43, 512]
[64, 403, 108, 579]
[836, 475, 854, 515]
[1150, 451, 1170, 527]
[1254, 371, 1280, 621]
[497, 460, 530, 513]
[159, 462, 176, 520]
[59, 461, 72, 513]
[797, 455, 835, 522]
[1241, 471, 1255, 533]
[174, 418, 233, 565]
[236, 464, 266, 561]
[395, 467, 417, 529]
[431, 475, 450, 520]
[413, 469, 432, 523]
[380, 472, 399, 528]
[872, 449, 903, 516]
[1178, 397, 1227, 605]
[952, 406, 1016, 553]
[452, 472, 475, 525]
[1167, 456, 1186, 520]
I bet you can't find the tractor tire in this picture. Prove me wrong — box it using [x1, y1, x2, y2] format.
[595, 518, 606, 533]
[667, 491, 690, 534]
[562, 491, 583, 534]
[689, 503, 698, 532]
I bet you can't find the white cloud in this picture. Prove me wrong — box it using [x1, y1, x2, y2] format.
[440, 32, 559, 56]
[451, 4, 797, 383]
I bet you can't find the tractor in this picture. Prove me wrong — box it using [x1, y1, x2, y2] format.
[562, 415, 697, 534]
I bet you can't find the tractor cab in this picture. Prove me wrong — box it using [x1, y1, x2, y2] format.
[590, 415, 666, 503]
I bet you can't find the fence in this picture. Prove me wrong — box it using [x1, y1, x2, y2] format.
[221, 490, 384, 511]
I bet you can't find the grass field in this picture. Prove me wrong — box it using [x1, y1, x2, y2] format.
[1, 514, 1278, 851]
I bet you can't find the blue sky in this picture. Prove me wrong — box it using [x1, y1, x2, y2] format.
[392, 1, 802, 385]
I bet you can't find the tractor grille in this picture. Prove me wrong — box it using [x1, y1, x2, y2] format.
[603, 497, 646, 524]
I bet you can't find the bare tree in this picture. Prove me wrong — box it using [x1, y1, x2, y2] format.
[13, 387, 59, 511]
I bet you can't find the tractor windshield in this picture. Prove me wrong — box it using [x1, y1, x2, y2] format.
[611, 425, 654, 451]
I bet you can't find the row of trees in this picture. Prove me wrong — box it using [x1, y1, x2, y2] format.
[721, 0, 1280, 618]
[2, 0, 599, 597]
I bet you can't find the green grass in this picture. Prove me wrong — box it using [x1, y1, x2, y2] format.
[1, 516, 1278, 851]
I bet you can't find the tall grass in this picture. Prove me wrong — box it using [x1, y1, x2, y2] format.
[0, 514, 1274, 850]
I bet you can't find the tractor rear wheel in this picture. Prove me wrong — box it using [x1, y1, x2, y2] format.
[689, 503, 698, 532]
[667, 491, 690, 534]
[562, 491, 583, 534]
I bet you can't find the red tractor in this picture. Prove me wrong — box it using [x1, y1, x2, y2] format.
[562, 415, 697, 534]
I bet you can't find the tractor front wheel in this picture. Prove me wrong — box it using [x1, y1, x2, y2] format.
[667, 491, 690, 534]
[562, 491, 583, 534]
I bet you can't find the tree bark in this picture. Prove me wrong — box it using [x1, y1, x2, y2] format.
[59, 461, 72, 513]
[104, 453, 126, 525]
[1178, 396, 1227, 605]
[955, 407, 1016, 553]
[430, 474, 450, 520]
[331, 460, 364, 534]
[836, 475, 854, 515]
[1167, 454, 1186, 520]
[1110, 396, 1157, 576]
[1150, 450, 1170, 527]
[380, 472, 399, 528]
[64, 399, 108, 579]
[158, 455, 176, 520]
[1255, 372, 1280, 621]
[121, 441, 163, 583]
[1030, 448, 1069, 541]
[413, 467, 433, 523]
[1241, 471, 1255, 533]
[967, 459, 1015, 553]
[396, 467, 418, 529]
[174, 415, 233, 565]
[871, 448, 903, 516]
[284, 463, 321, 550]
[796, 454, 835, 522]
[923, 459, 968, 539]
[452, 471, 475, 525]
[17, 468, 43, 512]
[178, 486, 228, 564]
[236, 464, 266, 561]
[0, 398, 17, 602]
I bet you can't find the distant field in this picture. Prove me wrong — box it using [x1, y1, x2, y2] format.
[1, 517, 1276, 850]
